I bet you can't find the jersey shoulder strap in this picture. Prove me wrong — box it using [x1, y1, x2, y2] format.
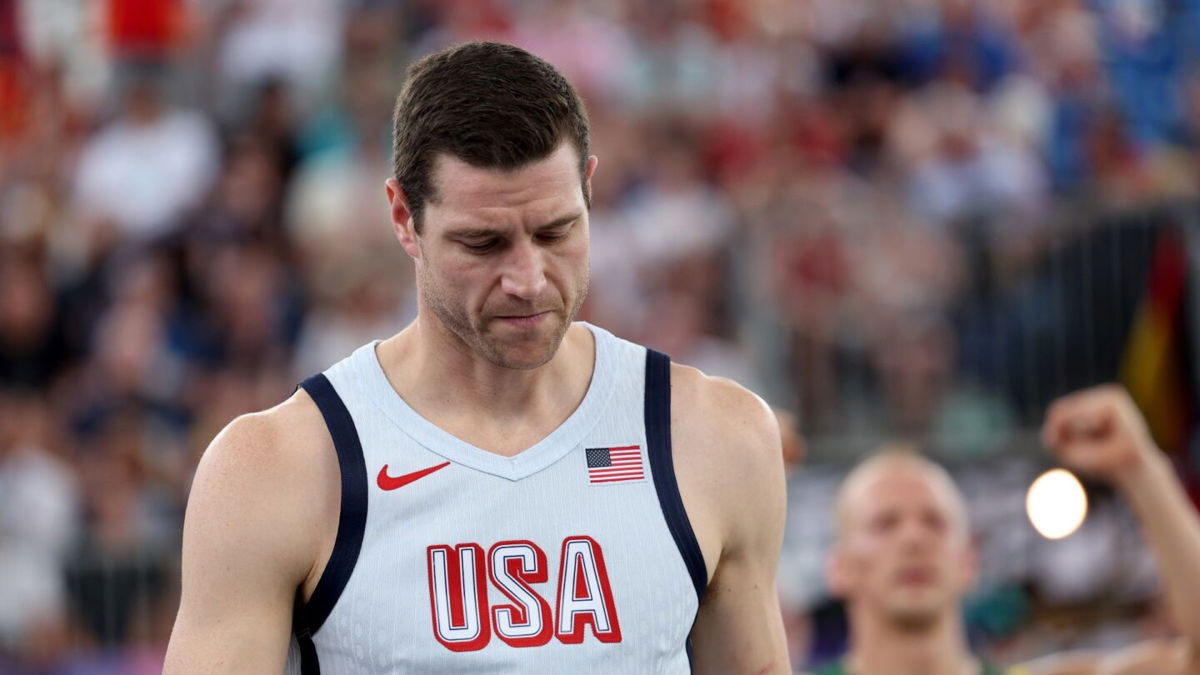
[644, 348, 707, 601]
[291, 373, 369, 674]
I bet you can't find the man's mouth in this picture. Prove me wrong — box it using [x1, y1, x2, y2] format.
[495, 311, 552, 327]
[896, 567, 936, 586]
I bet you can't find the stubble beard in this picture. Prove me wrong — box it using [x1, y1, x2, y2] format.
[419, 262, 590, 371]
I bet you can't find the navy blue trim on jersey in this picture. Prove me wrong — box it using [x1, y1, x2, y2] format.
[292, 373, 369, 671]
[295, 629, 320, 675]
[644, 349, 708, 601]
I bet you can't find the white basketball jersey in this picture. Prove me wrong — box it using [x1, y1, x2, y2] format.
[284, 323, 707, 674]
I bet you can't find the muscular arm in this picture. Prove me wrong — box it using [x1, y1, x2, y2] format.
[674, 368, 791, 674]
[1023, 386, 1200, 675]
[1022, 640, 1196, 675]
[164, 394, 336, 673]
[1108, 458, 1200, 665]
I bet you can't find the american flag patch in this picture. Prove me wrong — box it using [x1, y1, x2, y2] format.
[585, 445, 645, 484]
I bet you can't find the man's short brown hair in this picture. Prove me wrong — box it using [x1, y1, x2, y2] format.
[391, 41, 591, 231]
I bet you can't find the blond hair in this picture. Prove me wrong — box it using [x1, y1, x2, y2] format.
[832, 443, 968, 542]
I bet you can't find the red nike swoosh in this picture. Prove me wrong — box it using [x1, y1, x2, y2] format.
[377, 461, 451, 491]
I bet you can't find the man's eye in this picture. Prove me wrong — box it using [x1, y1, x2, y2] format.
[923, 513, 946, 532]
[462, 240, 499, 253]
[538, 228, 570, 243]
[872, 514, 899, 533]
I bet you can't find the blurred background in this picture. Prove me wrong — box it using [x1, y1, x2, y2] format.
[1, 0, 1199, 672]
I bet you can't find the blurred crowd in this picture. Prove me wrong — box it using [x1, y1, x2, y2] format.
[1, 0, 1199, 671]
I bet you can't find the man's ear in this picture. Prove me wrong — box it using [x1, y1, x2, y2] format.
[385, 178, 421, 259]
[958, 540, 980, 593]
[583, 155, 598, 205]
[825, 547, 854, 598]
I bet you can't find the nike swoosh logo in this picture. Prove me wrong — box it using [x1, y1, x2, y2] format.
[377, 461, 451, 491]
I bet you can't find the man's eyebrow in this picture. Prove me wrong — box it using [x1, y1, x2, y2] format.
[443, 227, 499, 240]
[444, 213, 582, 239]
[534, 212, 582, 231]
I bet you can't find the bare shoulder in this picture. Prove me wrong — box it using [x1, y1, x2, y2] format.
[193, 389, 333, 505]
[207, 385, 329, 457]
[667, 364, 791, 672]
[668, 363, 785, 560]
[185, 388, 339, 585]
[167, 389, 340, 670]
[669, 362, 781, 468]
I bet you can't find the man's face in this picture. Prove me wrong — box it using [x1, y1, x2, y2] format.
[830, 463, 976, 629]
[405, 142, 595, 370]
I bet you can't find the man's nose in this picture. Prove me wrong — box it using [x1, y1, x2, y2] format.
[897, 518, 937, 550]
[499, 240, 547, 300]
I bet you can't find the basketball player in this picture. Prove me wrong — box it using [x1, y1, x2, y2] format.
[818, 385, 1200, 674]
[163, 42, 790, 673]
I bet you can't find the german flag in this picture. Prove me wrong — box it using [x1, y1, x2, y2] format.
[1120, 226, 1192, 455]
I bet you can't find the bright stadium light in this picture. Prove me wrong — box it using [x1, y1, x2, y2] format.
[1026, 469, 1088, 540]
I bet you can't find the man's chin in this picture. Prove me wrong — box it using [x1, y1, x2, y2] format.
[882, 594, 950, 631]
[479, 325, 568, 370]
[487, 346, 557, 371]
[886, 608, 941, 632]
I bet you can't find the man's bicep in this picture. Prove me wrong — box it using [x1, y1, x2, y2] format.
[690, 552, 790, 674]
[164, 417, 315, 673]
[166, 603, 293, 673]
[165, 500, 296, 671]
[688, 382, 790, 674]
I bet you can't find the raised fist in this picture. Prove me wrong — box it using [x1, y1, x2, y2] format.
[1041, 384, 1159, 485]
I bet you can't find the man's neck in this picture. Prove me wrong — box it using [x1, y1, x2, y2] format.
[843, 607, 978, 675]
[375, 316, 594, 455]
